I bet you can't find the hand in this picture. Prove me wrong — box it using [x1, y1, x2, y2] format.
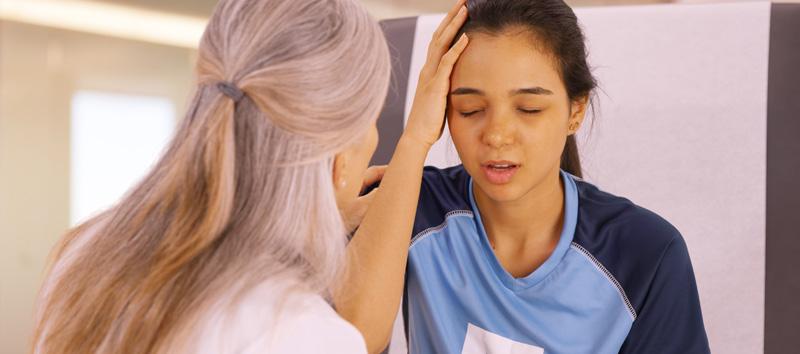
[342, 165, 387, 233]
[402, 0, 470, 148]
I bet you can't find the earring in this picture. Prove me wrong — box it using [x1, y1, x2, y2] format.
[338, 179, 347, 189]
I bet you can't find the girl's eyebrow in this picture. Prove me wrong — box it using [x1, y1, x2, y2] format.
[450, 86, 554, 96]
[513, 87, 554, 95]
[450, 87, 484, 96]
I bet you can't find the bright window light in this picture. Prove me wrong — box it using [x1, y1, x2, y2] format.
[70, 90, 175, 226]
[0, 0, 206, 48]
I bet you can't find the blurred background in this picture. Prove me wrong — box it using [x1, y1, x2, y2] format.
[0, 0, 794, 353]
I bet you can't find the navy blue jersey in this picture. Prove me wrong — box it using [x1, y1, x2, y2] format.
[400, 165, 709, 354]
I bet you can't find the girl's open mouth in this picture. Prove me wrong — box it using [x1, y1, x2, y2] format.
[481, 161, 520, 184]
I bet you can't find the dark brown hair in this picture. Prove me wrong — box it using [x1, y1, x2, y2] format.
[456, 0, 597, 177]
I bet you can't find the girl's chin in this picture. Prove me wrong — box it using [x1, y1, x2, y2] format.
[474, 181, 523, 203]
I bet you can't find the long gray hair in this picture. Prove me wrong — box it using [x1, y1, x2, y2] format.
[32, 0, 391, 352]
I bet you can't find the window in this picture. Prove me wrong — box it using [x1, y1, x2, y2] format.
[70, 90, 175, 225]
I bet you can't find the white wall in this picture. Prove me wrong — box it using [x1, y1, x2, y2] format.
[0, 20, 194, 354]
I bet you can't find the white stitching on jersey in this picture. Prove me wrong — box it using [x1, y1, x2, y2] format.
[570, 242, 638, 321]
[409, 210, 474, 249]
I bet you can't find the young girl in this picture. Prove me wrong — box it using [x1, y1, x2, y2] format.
[337, 0, 710, 353]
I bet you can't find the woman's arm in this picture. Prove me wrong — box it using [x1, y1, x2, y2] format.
[333, 1, 470, 353]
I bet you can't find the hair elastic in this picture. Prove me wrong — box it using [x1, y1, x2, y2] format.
[217, 81, 245, 102]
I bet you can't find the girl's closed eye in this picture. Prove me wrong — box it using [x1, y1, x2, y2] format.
[518, 107, 542, 114]
[459, 109, 484, 117]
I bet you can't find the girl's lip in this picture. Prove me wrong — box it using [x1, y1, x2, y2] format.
[481, 164, 520, 184]
[482, 160, 519, 167]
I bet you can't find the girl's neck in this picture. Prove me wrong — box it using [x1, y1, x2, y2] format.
[474, 168, 565, 247]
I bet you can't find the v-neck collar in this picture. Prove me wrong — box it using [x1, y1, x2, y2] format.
[467, 169, 579, 292]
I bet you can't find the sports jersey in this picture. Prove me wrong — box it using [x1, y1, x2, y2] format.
[400, 165, 709, 354]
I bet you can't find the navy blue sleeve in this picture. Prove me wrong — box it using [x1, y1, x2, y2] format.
[411, 165, 472, 237]
[618, 235, 710, 354]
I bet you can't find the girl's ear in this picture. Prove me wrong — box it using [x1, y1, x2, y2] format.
[568, 96, 589, 135]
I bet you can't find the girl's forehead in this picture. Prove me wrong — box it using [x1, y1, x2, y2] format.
[452, 32, 563, 93]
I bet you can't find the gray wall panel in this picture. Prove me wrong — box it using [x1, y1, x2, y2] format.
[374, 18, 417, 165]
[765, 4, 800, 354]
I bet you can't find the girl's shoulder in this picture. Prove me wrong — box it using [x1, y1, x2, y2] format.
[571, 178, 681, 256]
[569, 178, 709, 352]
[569, 178, 702, 328]
[412, 165, 474, 236]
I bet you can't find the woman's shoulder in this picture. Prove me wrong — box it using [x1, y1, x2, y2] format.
[194, 280, 366, 354]
[263, 290, 367, 354]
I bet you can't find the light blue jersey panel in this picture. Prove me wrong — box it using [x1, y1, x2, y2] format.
[406, 170, 635, 354]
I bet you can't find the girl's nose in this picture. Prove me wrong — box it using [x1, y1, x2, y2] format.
[481, 116, 515, 149]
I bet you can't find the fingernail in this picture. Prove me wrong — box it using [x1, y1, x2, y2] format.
[458, 6, 466, 16]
